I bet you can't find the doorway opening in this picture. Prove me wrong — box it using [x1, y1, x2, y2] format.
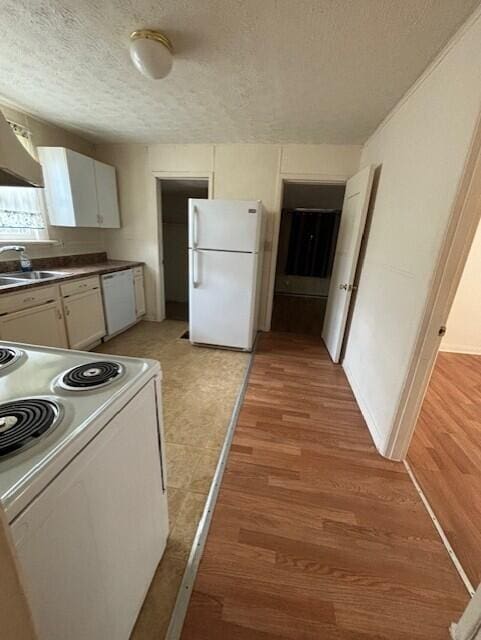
[271, 181, 346, 337]
[159, 179, 209, 322]
[407, 213, 481, 595]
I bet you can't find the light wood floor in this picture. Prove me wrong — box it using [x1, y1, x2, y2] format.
[180, 332, 468, 639]
[408, 351, 481, 589]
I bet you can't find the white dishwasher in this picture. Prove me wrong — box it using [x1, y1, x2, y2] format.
[101, 269, 137, 339]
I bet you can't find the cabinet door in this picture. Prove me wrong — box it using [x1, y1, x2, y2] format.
[65, 149, 99, 227]
[94, 160, 120, 228]
[134, 275, 146, 318]
[38, 147, 76, 226]
[64, 288, 106, 350]
[0, 301, 67, 348]
[12, 381, 168, 640]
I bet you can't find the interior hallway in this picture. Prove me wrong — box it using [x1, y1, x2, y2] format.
[180, 332, 468, 639]
[95, 321, 249, 638]
[408, 351, 481, 589]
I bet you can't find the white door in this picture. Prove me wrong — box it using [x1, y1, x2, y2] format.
[322, 165, 375, 363]
[189, 249, 258, 349]
[94, 160, 120, 228]
[189, 199, 262, 252]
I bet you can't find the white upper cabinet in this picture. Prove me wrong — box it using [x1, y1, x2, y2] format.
[94, 160, 120, 228]
[38, 147, 120, 228]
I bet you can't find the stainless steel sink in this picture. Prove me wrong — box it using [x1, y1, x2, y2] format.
[5, 270, 68, 281]
[0, 276, 25, 286]
[0, 270, 70, 287]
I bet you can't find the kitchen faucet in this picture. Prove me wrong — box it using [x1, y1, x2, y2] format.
[0, 245, 32, 271]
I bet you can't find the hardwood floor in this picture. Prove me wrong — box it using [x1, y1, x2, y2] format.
[180, 333, 468, 639]
[408, 351, 481, 589]
[166, 300, 188, 321]
[271, 294, 326, 337]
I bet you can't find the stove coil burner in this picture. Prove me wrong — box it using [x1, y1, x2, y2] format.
[0, 399, 62, 457]
[60, 361, 124, 390]
[0, 347, 23, 372]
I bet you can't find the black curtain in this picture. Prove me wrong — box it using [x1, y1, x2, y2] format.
[285, 209, 340, 278]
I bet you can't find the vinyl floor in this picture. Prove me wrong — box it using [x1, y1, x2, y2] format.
[96, 320, 249, 639]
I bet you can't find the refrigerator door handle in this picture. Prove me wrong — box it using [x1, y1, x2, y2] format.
[192, 205, 199, 249]
[192, 248, 200, 288]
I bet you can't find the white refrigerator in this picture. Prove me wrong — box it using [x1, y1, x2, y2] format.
[188, 199, 263, 351]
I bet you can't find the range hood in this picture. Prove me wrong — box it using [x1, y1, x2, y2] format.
[0, 110, 43, 187]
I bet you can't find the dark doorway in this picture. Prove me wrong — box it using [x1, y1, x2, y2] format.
[160, 179, 209, 321]
[271, 182, 345, 336]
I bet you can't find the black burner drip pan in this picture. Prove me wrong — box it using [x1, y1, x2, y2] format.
[0, 347, 23, 372]
[59, 361, 124, 390]
[0, 399, 62, 457]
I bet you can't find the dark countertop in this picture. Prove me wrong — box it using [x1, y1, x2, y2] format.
[0, 260, 144, 295]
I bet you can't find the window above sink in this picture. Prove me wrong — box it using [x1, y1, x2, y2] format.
[0, 122, 49, 243]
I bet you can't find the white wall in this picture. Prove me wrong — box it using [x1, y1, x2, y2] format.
[95, 142, 361, 324]
[342, 9, 481, 455]
[0, 104, 105, 261]
[442, 218, 481, 354]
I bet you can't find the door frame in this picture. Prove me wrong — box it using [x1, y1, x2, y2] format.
[387, 110, 481, 460]
[152, 171, 213, 321]
[265, 172, 350, 331]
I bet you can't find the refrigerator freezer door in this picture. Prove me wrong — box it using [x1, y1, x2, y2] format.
[189, 249, 258, 350]
[189, 199, 262, 253]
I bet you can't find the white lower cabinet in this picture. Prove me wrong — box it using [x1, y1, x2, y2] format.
[134, 272, 146, 318]
[63, 287, 106, 350]
[0, 268, 141, 349]
[0, 300, 67, 348]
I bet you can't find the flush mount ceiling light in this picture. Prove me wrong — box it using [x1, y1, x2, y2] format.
[129, 30, 173, 79]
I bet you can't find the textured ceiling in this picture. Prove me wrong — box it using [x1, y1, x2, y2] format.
[0, 0, 478, 144]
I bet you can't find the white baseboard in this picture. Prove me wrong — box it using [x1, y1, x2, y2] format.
[440, 344, 481, 355]
[342, 361, 388, 457]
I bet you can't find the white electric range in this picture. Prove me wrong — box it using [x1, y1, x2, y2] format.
[0, 342, 169, 640]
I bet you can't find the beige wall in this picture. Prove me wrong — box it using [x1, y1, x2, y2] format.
[0, 105, 105, 262]
[95, 142, 361, 323]
[213, 144, 282, 324]
[442, 218, 481, 354]
[93, 144, 161, 318]
[342, 10, 481, 455]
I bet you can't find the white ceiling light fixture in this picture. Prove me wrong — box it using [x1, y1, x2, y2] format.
[129, 30, 173, 79]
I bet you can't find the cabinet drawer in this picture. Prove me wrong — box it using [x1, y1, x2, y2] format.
[133, 266, 143, 278]
[0, 285, 59, 315]
[61, 276, 100, 298]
